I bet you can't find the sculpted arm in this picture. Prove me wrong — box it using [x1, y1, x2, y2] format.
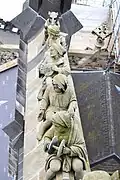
[39, 86, 50, 110]
[68, 90, 77, 117]
[38, 86, 50, 121]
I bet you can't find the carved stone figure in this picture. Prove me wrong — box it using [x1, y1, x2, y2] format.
[47, 24, 66, 50]
[38, 36, 68, 78]
[0, 51, 18, 65]
[37, 24, 69, 101]
[83, 171, 111, 180]
[37, 74, 76, 141]
[42, 12, 60, 45]
[43, 111, 89, 180]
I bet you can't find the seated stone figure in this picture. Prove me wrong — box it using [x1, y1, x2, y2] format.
[37, 74, 76, 141]
[44, 111, 89, 180]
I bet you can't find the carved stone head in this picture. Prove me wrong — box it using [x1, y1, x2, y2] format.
[48, 11, 59, 25]
[52, 74, 67, 93]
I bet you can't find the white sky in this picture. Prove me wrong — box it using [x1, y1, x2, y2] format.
[0, 0, 25, 21]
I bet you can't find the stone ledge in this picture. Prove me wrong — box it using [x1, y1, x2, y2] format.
[69, 49, 94, 57]
[0, 59, 18, 72]
[23, 143, 46, 180]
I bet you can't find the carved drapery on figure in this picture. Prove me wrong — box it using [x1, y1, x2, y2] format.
[37, 73, 76, 141]
[43, 111, 90, 180]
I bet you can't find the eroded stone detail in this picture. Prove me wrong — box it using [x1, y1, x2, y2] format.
[37, 18, 68, 101]
[44, 111, 89, 180]
[0, 50, 18, 65]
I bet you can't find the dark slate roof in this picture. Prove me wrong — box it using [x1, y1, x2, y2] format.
[29, 0, 42, 13]
[60, 10, 83, 36]
[11, 7, 37, 38]
[29, 0, 72, 19]
[38, 0, 61, 19]
[72, 71, 120, 172]
[24, 15, 45, 42]
[11, 7, 45, 42]
[2, 120, 23, 140]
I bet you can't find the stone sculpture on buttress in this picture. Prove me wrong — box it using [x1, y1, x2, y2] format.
[37, 24, 69, 101]
[37, 73, 76, 141]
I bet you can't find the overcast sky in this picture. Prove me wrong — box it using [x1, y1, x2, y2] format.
[0, 0, 25, 21]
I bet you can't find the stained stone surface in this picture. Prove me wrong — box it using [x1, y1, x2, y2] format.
[29, 0, 43, 12]
[11, 7, 45, 42]
[38, 0, 61, 19]
[23, 11, 87, 178]
[24, 52, 87, 180]
[23, 66, 47, 180]
[35, 0, 72, 19]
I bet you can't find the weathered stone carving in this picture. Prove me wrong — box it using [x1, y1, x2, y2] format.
[44, 111, 89, 180]
[37, 73, 76, 141]
[38, 28, 68, 78]
[111, 170, 120, 180]
[37, 22, 69, 101]
[0, 51, 18, 65]
[36, 11, 90, 180]
[42, 12, 60, 46]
